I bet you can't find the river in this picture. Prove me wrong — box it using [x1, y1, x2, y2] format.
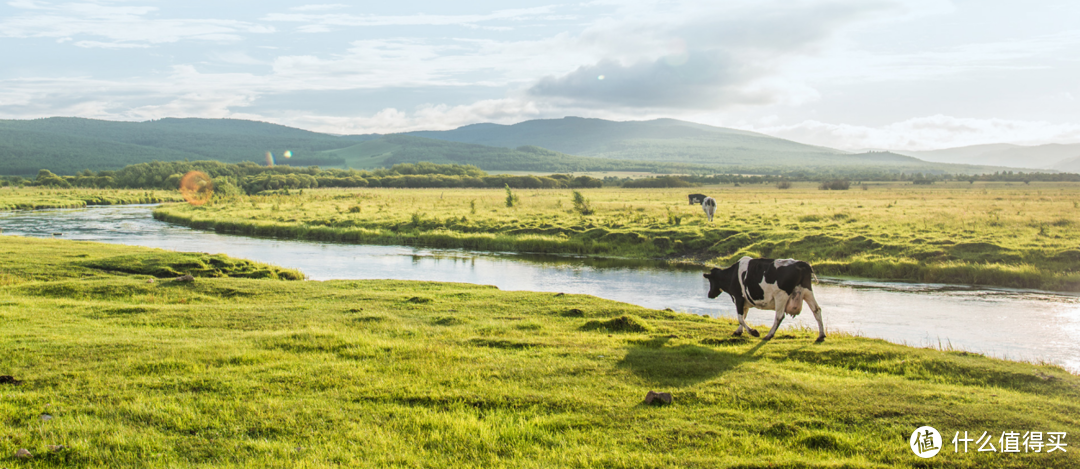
[2, 205, 1078, 372]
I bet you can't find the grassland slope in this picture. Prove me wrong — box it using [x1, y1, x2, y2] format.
[1, 236, 1077, 467]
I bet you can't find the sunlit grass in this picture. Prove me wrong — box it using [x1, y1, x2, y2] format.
[1, 236, 1078, 467]
[153, 181, 1080, 291]
[0, 187, 181, 210]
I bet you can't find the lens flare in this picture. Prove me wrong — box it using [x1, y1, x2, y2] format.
[179, 171, 214, 206]
[283, 150, 292, 159]
[597, 75, 605, 80]
[265, 151, 275, 166]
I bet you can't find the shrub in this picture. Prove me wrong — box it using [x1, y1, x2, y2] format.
[572, 190, 593, 215]
[818, 179, 850, 190]
[504, 184, 519, 208]
[776, 181, 792, 189]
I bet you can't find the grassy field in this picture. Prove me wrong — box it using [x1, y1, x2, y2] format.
[1, 236, 1078, 467]
[153, 181, 1080, 291]
[0, 187, 181, 211]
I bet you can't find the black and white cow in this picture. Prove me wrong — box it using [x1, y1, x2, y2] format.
[688, 193, 708, 205]
[701, 197, 717, 222]
[703, 256, 825, 342]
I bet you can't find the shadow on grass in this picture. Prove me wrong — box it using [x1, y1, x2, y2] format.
[617, 337, 766, 386]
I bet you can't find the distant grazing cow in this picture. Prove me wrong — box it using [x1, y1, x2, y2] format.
[701, 197, 717, 222]
[703, 257, 825, 342]
[688, 193, 708, 205]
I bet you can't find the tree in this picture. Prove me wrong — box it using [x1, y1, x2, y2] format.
[35, 169, 71, 188]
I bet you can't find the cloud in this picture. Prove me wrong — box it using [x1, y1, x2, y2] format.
[284, 98, 546, 135]
[526, 0, 894, 110]
[290, 4, 348, 12]
[262, 6, 559, 28]
[0, 1, 274, 46]
[529, 51, 790, 109]
[756, 115, 1080, 151]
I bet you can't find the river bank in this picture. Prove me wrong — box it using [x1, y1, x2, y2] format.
[153, 182, 1080, 291]
[0, 187, 180, 210]
[2, 235, 1078, 467]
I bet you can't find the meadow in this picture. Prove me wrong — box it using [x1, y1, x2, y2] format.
[0, 187, 181, 211]
[153, 181, 1080, 291]
[1, 236, 1078, 467]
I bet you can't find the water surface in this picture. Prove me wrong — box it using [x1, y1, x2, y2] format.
[3, 205, 1078, 372]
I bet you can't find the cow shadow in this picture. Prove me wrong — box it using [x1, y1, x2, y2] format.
[616, 337, 767, 387]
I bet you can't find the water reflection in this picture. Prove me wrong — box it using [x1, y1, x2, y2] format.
[2, 205, 1078, 373]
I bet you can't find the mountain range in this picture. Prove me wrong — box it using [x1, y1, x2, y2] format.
[896, 143, 1080, 172]
[0, 116, 1051, 176]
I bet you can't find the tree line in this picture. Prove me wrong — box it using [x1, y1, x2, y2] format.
[18, 161, 604, 192]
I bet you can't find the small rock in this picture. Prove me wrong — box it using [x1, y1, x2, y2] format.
[40, 414, 53, 421]
[554, 292, 565, 297]
[644, 391, 673, 406]
[47, 445, 66, 452]
[15, 448, 32, 458]
[663, 308, 674, 312]
[147, 278, 155, 283]
[174, 275, 195, 282]
[0, 375, 22, 385]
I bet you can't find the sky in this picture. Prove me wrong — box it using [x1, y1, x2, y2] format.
[1, 0, 1079, 151]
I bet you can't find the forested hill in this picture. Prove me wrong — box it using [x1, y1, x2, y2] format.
[0, 117, 350, 175]
[0, 116, 1046, 177]
[314, 135, 721, 173]
[402, 116, 844, 165]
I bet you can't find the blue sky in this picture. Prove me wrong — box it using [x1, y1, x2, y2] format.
[1, 0, 1079, 150]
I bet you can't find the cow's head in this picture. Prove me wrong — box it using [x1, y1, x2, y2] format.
[703, 267, 725, 299]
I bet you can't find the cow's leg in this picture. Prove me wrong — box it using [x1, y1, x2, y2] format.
[733, 298, 751, 336]
[763, 293, 788, 340]
[803, 289, 826, 342]
[741, 302, 759, 337]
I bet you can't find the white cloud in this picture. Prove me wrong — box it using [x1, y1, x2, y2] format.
[262, 6, 559, 28]
[73, 40, 150, 49]
[285, 98, 546, 135]
[290, 4, 348, 12]
[756, 115, 1080, 151]
[0, 1, 274, 45]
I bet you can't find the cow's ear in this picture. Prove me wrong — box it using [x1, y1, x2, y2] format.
[703, 273, 710, 279]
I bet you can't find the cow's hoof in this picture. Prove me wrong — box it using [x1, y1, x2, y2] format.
[732, 330, 743, 337]
[815, 336, 826, 343]
[749, 330, 760, 338]
[763, 335, 774, 341]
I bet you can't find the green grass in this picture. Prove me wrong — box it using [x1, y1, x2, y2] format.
[1, 236, 1078, 467]
[0, 187, 181, 210]
[152, 181, 1080, 291]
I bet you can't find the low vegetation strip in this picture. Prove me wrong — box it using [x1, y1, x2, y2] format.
[0, 188, 180, 211]
[153, 182, 1080, 291]
[0, 237, 1077, 467]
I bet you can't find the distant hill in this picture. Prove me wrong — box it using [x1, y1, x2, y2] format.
[1053, 155, 1080, 172]
[403, 116, 845, 166]
[316, 135, 719, 173]
[899, 143, 1080, 170]
[0, 115, 1050, 177]
[0, 117, 350, 175]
